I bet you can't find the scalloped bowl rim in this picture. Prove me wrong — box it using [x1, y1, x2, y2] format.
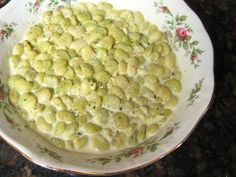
[0, 0, 214, 175]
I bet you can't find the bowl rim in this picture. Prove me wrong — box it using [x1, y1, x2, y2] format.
[0, 0, 215, 175]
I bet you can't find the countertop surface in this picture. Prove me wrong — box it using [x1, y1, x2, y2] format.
[0, 0, 236, 176]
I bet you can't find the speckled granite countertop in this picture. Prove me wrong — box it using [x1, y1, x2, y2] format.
[0, 0, 235, 176]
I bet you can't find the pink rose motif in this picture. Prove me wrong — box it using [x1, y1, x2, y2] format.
[191, 55, 198, 62]
[0, 30, 6, 35]
[159, 6, 167, 13]
[129, 146, 145, 156]
[176, 27, 188, 41]
[34, 1, 40, 9]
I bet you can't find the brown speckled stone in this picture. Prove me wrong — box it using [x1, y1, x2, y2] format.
[0, 0, 7, 6]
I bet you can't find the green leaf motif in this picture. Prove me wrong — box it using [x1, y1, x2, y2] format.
[48, 0, 59, 8]
[37, 144, 63, 162]
[196, 49, 204, 54]
[179, 15, 187, 21]
[175, 14, 180, 21]
[149, 145, 158, 152]
[192, 41, 199, 45]
[186, 35, 192, 41]
[183, 42, 189, 50]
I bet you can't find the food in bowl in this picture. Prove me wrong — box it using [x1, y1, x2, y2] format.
[7, 1, 181, 153]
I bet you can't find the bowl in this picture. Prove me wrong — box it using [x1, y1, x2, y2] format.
[0, 0, 214, 175]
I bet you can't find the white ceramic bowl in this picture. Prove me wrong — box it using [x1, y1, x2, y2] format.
[0, 0, 214, 175]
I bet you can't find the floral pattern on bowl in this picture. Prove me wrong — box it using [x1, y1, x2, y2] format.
[154, 0, 204, 68]
[0, 22, 16, 41]
[0, 0, 214, 175]
[25, 0, 74, 13]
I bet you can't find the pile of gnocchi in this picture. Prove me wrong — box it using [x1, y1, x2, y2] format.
[8, 1, 182, 153]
